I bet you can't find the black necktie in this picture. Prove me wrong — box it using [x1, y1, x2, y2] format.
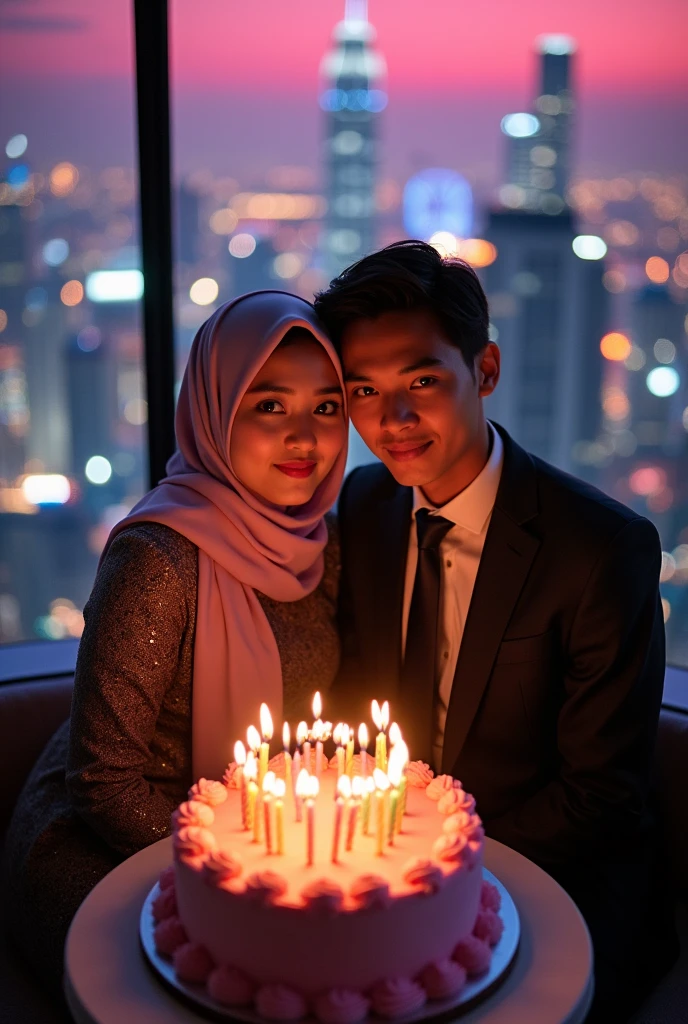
[400, 508, 454, 766]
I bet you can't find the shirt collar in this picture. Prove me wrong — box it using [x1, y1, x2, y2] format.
[412, 422, 504, 535]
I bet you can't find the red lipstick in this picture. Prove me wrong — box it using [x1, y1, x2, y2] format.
[275, 460, 317, 479]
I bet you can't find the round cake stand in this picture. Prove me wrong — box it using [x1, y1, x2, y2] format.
[139, 868, 520, 1024]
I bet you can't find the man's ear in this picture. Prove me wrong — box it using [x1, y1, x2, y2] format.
[477, 343, 500, 397]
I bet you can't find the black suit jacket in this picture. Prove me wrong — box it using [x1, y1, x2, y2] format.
[335, 423, 666, 872]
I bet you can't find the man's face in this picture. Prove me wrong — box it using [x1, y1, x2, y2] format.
[341, 308, 499, 500]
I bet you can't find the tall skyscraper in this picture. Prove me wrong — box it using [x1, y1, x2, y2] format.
[320, 0, 386, 279]
[501, 35, 576, 215]
[484, 210, 607, 471]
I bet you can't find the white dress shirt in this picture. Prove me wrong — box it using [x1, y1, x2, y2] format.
[401, 423, 504, 769]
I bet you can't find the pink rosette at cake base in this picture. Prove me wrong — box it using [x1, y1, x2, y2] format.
[419, 959, 468, 1000]
[244, 870, 288, 905]
[173, 825, 218, 862]
[371, 977, 427, 1019]
[188, 778, 228, 807]
[425, 775, 460, 801]
[453, 935, 492, 976]
[203, 850, 243, 887]
[208, 965, 256, 1006]
[403, 858, 445, 894]
[480, 879, 502, 913]
[349, 874, 391, 910]
[404, 761, 434, 788]
[301, 878, 345, 915]
[223, 762, 242, 789]
[154, 916, 187, 957]
[433, 831, 468, 864]
[314, 989, 371, 1024]
[158, 865, 175, 891]
[437, 788, 476, 817]
[255, 984, 308, 1021]
[152, 884, 177, 922]
[173, 942, 215, 984]
[172, 799, 215, 830]
[473, 908, 505, 946]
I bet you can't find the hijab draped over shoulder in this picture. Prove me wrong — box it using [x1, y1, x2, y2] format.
[103, 291, 347, 779]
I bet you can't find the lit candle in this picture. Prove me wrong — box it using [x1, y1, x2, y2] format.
[297, 772, 319, 867]
[273, 778, 286, 855]
[295, 767, 308, 824]
[333, 723, 345, 778]
[297, 721, 310, 773]
[283, 722, 292, 795]
[313, 719, 325, 777]
[292, 749, 302, 808]
[234, 740, 247, 829]
[373, 768, 390, 856]
[372, 700, 389, 771]
[387, 748, 404, 846]
[263, 771, 275, 854]
[389, 722, 402, 748]
[259, 703, 273, 786]
[362, 775, 375, 834]
[312, 690, 322, 724]
[332, 775, 350, 863]
[244, 754, 258, 833]
[346, 726, 355, 777]
[346, 776, 363, 851]
[358, 723, 369, 778]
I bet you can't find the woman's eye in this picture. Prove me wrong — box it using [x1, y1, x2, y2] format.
[256, 399, 285, 413]
[352, 385, 377, 398]
[410, 376, 437, 389]
[315, 400, 340, 415]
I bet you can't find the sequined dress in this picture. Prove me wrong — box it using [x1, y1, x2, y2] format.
[3, 519, 340, 992]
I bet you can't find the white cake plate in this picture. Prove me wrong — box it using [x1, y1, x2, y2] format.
[140, 868, 520, 1023]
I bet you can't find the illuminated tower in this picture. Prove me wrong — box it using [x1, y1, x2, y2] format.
[320, 0, 387, 279]
[500, 35, 576, 215]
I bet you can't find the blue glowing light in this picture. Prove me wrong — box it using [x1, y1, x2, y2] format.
[319, 88, 387, 113]
[403, 169, 473, 240]
[7, 164, 30, 187]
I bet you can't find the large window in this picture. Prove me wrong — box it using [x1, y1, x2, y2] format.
[0, 2, 146, 643]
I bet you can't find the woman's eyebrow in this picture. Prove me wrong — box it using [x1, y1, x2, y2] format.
[247, 383, 343, 396]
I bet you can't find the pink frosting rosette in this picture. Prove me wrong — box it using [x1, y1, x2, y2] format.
[301, 878, 344, 914]
[419, 959, 468, 1000]
[405, 761, 434, 788]
[173, 825, 218, 861]
[433, 832, 468, 864]
[314, 989, 371, 1024]
[172, 799, 215, 830]
[453, 935, 492, 976]
[473, 908, 504, 946]
[203, 850, 243, 886]
[208, 965, 256, 1006]
[222, 762, 242, 789]
[154, 916, 187, 957]
[244, 870, 288, 904]
[437, 788, 475, 816]
[173, 942, 214, 984]
[152, 884, 177, 922]
[402, 857, 445, 894]
[158, 865, 175, 891]
[425, 775, 460, 801]
[349, 874, 391, 910]
[188, 778, 228, 806]
[480, 880, 502, 913]
[371, 977, 427, 1018]
[255, 984, 307, 1021]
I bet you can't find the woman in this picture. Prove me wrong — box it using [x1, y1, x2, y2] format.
[3, 290, 348, 993]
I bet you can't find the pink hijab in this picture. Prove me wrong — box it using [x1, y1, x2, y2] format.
[104, 291, 347, 779]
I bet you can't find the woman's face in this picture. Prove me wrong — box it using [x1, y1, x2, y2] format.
[230, 335, 346, 507]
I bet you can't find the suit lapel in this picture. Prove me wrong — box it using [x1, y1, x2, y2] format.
[441, 426, 541, 773]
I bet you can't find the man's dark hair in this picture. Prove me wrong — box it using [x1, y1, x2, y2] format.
[313, 240, 490, 371]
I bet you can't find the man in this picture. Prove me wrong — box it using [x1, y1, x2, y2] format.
[314, 240, 676, 1021]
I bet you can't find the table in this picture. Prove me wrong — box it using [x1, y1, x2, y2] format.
[64, 837, 594, 1024]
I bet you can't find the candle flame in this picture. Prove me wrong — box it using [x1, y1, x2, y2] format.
[262, 770, 276, 794]
[333, 723, 343, 746]
[295, 768, 311, 798]
[307, 775, 320, 799]
[312, 719, 324, 741]
[381, 701, 390, 730]
[373, 768, 391, 792]
[260, 703, 274, 741]
[243, 753, 257, 781]
[247, 725, 261, 752]
[396, 740, 409, 767]
[296, 721, 309, 745]
[358, 723, 369, 748]
[273, 778, 286, 799]
[352, 776, 365, 798]
[337, 775, 352, 800]
[389, 722, 402, 746]
[366, 775, 376, 794]
[387, 746, 405, 787]
[282, 722, 290, 749]
[349, 726, 355, 740]
[371, 699, 382, 731]
[312, 691, 322, 720]
[234, 740, 247, 766]
[322, 721, 333, 740]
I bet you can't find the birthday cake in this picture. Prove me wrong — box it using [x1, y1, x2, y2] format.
[149, 701, 504, 1021]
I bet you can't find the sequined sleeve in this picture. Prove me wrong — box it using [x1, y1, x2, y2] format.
[65, 525, 194, 856]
